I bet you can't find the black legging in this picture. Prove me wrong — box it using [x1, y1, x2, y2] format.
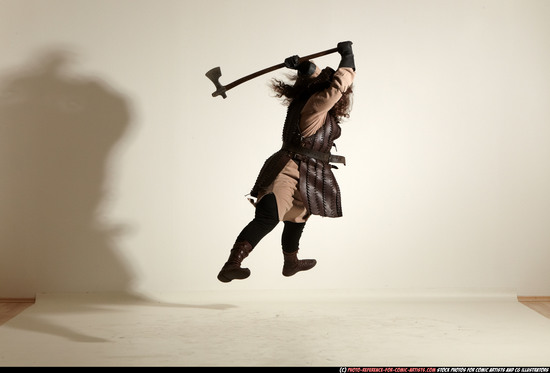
[236, 193, 306, 253]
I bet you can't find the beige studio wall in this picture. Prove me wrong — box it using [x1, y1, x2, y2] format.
[0, 0, 549, 299]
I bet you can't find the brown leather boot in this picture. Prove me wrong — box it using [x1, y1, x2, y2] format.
[217, 241, 253, 283]
[282, 250, 317, 277]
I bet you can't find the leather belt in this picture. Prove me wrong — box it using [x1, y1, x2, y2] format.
[282, 142, 346, 165]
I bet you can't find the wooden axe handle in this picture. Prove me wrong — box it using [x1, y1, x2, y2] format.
[224, 47, 339, 92]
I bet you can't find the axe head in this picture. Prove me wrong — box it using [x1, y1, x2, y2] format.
[205, 67, 227, 99]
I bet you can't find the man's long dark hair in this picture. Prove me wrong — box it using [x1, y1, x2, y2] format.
[270, 67, 353, 123]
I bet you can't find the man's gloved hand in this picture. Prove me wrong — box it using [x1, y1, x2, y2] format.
[285, 54, 316, 77]
[284, 55, 300, 69]
[337, 41, 355, 71]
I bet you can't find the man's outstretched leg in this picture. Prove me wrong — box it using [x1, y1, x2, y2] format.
[281, 221, 316, 277]
[217, 241, 253, 283]
[217, 193, 279, 282]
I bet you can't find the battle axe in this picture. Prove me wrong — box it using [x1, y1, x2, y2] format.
[205, 47, 338, 99]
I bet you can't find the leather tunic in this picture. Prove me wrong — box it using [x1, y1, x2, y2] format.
[297, 111, 342, 217]
[250, 94, 343, 218]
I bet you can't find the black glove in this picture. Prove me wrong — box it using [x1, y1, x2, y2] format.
[285, 54, 316, 77]
[337, 41, 355, 71]
[284, 55, 300, 69]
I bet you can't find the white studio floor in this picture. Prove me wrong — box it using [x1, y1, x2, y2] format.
[1, 289, 550, 367]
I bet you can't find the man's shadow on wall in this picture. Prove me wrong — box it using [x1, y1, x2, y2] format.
[0, 49, 133, 294]
[0, 49, 234, 343]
